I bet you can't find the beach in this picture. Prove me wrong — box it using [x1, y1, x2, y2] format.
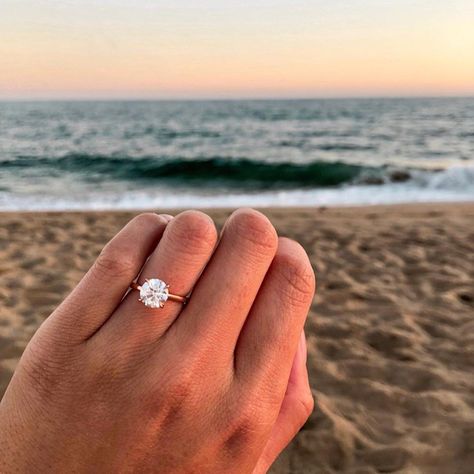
[1, 203, 473, 473]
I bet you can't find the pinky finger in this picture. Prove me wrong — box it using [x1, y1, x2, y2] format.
[253, 331, 314, 474]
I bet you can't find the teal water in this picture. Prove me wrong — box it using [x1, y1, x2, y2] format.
[0, 98, 473, 209]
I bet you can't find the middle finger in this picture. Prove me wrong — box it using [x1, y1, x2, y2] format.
[172, 208, 278, 356]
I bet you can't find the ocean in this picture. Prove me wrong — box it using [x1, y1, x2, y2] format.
[1, 98, 473, 210]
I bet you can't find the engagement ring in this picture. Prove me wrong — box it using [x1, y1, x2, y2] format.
[130, 279, 187, 309]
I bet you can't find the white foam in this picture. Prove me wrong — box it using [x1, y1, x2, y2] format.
[422, 165, 474, 190]
[0, 185, 472, 211]
[1, 165, 473, 211]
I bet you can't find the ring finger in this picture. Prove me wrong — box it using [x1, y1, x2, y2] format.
[100, 210, 217, 345]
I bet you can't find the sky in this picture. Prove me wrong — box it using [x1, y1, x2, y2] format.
[1, 0, 473, 99]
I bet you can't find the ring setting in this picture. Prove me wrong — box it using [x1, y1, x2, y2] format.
[130, 278, 187, 309]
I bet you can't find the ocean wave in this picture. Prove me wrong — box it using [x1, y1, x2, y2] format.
[413, 165, 474, 190]
[4, 154, 372, 189]
[3, 154, 474, 198]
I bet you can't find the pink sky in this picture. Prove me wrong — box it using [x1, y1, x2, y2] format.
[1, 1, 473, 99]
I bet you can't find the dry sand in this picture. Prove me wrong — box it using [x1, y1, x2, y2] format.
[1, 204, 473, 473]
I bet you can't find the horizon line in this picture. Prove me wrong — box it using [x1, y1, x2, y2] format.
[1, 94, 474, 102]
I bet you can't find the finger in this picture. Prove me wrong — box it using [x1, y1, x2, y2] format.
[43, 213, 170, 343]
[173, 208, 278, 356]
[103, 210, 217, 342]
[235, 237, 315, 395]
[253, 331, 314, 474]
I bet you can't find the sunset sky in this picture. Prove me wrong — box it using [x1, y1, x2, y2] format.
[1, 0, 473, 99]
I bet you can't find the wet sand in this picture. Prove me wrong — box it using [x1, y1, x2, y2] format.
[1, 204, 474, 473]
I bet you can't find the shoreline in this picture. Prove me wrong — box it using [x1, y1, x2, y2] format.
[1, 200, 474, 215]
[1, 203, 474, 472]
[2, 192, 473, 213]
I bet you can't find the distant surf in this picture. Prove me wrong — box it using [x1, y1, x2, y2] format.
[1, 98, 473, 210]
[3, 154, 371, 188]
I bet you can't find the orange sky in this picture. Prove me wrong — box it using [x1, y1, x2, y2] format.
[1, 1, 473, 99]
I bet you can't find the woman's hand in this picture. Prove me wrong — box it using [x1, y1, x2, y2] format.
[0, 209, 315, 473]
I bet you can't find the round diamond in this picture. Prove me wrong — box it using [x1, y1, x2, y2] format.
[139, 279, 169, 308]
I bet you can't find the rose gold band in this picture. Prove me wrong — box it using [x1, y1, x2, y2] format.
[166, 294, 188, 304]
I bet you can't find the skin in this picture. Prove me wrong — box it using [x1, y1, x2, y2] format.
[0, 209, 315, 473]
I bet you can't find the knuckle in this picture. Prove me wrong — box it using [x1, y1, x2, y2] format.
[296, 392, 315, 421]
[167, 372, 194, 405]
[132, 212, 165, 229]
[85, 348, 125, 389]
[169, 211, 216, 253]
[89, 213, 165, 282]
[146, 368, 197, 422]
[223, 404, 263, 456]
[93, 245, 136, 279]
[229, 208, 278, 253]
[274, 244, 315, 306]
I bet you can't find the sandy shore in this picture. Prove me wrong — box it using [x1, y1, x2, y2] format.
[1, 204, 474, 473]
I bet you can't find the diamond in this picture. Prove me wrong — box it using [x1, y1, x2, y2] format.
[139, 279, 169, 308]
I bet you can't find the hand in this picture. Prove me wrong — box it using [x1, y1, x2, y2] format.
[0, 209, 315, 473]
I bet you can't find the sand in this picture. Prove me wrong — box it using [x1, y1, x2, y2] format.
[1, 204, 473, 473]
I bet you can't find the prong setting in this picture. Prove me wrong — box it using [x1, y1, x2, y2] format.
[138, 278, 169, 309]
